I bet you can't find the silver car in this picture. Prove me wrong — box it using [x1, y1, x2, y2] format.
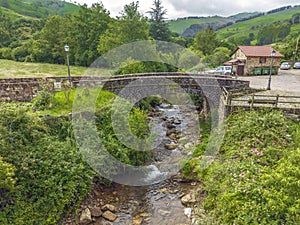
[293, 62, 300, 69]
[280, 62, 291, 70]
[207, 66, 232, 75]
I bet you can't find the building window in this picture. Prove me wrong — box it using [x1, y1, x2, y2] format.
[259, 57, 266, 64]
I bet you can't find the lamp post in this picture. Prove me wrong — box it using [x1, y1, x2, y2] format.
[267, 49, 276, 90]
[64, 44, 71, 84]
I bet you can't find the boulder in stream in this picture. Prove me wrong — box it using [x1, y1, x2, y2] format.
[102, 210, 117, 222]
[101, 204, 116, 212]
[79, 208, 92, 225]
[181, 192, 196, 205]
[90, 206, 102, 217]
[164, 143, 178, 150]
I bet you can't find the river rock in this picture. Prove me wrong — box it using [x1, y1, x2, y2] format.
[174, 119, 181, 125]
[139, 213, 152, 217]
[164, 143, 178, 150]
[90, 206, 102, 217]
[93, 219, 113, 225]
[158, 209, 171, 216]
[133, 216, 143, 225]
[166, 123, 176, 129]
[181, 192, 196, 205]
[169, 133, 177, 140]
[166, 129, 177, 136]
[184, 208, 192, 218]
[184, 143, 193, 150]
[79, 208, 92, 225]
[159, 188, 169, 194]
[93, 190, 101, 197]
[101, 204, 116, 212]
[102, 211, 117, 222]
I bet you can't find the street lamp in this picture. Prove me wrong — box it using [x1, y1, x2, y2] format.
[267, 49, 276, 90]
[64, 44, 71, 84]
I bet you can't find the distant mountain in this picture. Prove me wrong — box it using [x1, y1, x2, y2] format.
[216, 5, 300, 44]
[0, 0, 79, 19]
[168, 5, 297, 38]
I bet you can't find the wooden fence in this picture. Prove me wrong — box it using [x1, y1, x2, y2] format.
[222, 87, 300, 115]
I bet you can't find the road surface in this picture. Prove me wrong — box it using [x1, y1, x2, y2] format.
[238, 69, 300, 95]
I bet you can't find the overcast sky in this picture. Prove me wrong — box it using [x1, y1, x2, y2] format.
[68, 0, 300, 19]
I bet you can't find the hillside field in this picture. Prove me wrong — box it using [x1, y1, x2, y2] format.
[0, 59, 112, 78]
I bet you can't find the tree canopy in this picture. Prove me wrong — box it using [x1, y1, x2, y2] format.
[148, 0, 171, 41]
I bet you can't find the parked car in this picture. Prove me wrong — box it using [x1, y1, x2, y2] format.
[280, 62, 291, 70]
[207, 66, 232, 75]
[293, 62, 300, 69]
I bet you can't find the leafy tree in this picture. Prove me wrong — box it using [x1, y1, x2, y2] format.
[71, 3, 112, 66]
[30, 15, 71, 64]
[0, 8, 11, 48]
[208, 47, 231, 67]
[257, 22, 291, 45]
[148, 0, 171, 41]
[193, 27, 219, 56]
[98, 1, 149, 55]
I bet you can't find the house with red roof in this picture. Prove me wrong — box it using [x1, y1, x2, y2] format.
[228, 46, 284, 76]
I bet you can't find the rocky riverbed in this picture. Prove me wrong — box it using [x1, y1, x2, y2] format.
[64, 104, 203, 225]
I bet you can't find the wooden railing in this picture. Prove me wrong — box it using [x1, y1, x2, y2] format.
[222, 88, 300, 111]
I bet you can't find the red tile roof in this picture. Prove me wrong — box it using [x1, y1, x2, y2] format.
[231, 46, 284, 58]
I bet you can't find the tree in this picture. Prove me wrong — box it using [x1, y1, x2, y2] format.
[30, 15, 70, 64]
[0, 9, 11, 48]
[193, 27, 219, 56]
[71, 3, 112, 66]
[210, 47, 231, 67]
[98, 1, 149, 55]
[148, 0, 171, 41]
[119, 2, 149, 43]
[257, 22, 291, 45]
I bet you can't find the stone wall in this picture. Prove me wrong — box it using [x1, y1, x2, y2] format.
[245, 57, 281, 75]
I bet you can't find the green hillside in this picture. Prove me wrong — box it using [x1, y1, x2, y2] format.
[216, 5, 300, 42]
[168, 16, 233, 34]
[168, 12, 260, 36]
[0, 0, 79, 19]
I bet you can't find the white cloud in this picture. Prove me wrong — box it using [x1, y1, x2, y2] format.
[68, 0, 300, 19]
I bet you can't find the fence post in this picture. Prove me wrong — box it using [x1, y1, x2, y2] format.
[226, 92, 232, 106]
[275, 95, 279, 108]
[251, 93, 254, 109]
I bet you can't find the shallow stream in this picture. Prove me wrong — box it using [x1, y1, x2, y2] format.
[65, 104, 200, 225]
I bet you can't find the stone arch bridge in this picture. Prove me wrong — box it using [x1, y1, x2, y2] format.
[0, 72, 249, 103]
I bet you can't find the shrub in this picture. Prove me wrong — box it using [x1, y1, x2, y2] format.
[0, 104, 94, 224]
[194, 110, 300, 224]
[0, 156, 16, 191]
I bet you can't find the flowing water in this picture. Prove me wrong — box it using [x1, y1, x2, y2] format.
[66, 104, 200, 225]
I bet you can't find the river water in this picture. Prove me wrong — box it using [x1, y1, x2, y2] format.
[65, 104, 201, 225]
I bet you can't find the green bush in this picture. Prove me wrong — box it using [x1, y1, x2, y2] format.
[0, 48, 13, 60]
[33, 89, 54, 110]
[0, 104, 94, 225]
[194, 110, 300, 224]
[0, 156, 16, 190]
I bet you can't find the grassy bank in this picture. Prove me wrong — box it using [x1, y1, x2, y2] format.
[184, 110, 300, 224]
[0, 59, 112, 78]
